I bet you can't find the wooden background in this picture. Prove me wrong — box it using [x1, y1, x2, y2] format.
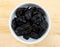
[0, 0, 60, 47]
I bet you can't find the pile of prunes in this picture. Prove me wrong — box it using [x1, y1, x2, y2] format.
[11, 5, 48, 40]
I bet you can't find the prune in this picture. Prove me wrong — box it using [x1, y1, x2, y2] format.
[22, 24, 32, 34]
[25, 10, 31, 20]
[16, 18, 24, 26]
[23, 34, 30, 40]
[31, 24, 40, 33]
[18, 16, 26, 23]
[30, 32, 40, 39]
[15, 27, 24, 36]
[38, 28, 46, 37]
[11, 5, 48, 40]
[15, 8, 26, 17]
[11, 18, 17, 30]
[40, 20, 48, 29]
[30, 7, 37, 15]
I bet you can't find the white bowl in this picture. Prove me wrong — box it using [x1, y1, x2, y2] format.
[9, 2, 51, 44]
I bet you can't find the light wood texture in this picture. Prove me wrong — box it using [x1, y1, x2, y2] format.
[0, 0, 60, 47]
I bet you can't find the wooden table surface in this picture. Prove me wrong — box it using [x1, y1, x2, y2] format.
[0, 0, 60, 47]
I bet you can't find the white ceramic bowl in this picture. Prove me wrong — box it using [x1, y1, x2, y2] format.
[9, 3, 51, 44]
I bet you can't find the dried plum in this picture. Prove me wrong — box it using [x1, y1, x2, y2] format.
[30, 32, 40, 39]
[23, 34, 30, 40]
[15, 27, 24, 36]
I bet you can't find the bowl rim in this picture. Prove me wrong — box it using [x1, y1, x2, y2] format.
[9, 2, 51, 44]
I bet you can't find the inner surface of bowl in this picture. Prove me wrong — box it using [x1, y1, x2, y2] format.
[9, 3, 50, 44]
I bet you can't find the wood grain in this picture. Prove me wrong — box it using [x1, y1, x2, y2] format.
[0, 0, 60, 47]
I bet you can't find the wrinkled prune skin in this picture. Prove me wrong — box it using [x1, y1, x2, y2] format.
[11, 5, 48, 40]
